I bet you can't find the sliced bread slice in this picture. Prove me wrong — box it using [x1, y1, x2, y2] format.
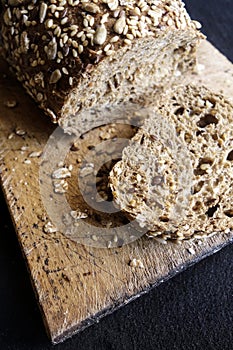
[109, 85, 233, 241]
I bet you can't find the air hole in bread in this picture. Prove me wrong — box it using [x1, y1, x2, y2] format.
[192, 201, 202, 211]
[159, 216, 170, 222]
[194, 157, 213, 175]
[192, 181, 205, 194]
[140, 134, 145, 145]
[211, 133, 218, 141]
[196, 130, 204, 137]
[205, 97, 216, 107]
[227, 150, 233, 161]
[224, 210, 233, 218]
[174, 107, 185, 115]
[184, 132, 192, 142]
[206, 204, 219, 217]
[96, 159, 121, 202]
[197, 114, 218, 128]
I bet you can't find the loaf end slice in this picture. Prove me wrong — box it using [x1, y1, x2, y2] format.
[109, 85, 233, 242]
[0, 1, 203, 128]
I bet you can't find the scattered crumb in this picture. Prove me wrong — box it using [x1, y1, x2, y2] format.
[15, 129, 26, 136]
[174, 70, 181, 77]
[197, 63, 205, 72]
[29, 151, 42, 158]
[8, 133, 14, 140]
[38, 214, 48, 222]
[193, 20, 202, 29]
[52, 167, 71, 179]
[24, 159, 31, 165]
[99, 126, 116, 140]
[43, 221, 57, 234]
[129, 258, 144, 268]
[51, 166, 72, 193]
[70, 210, 88, 220]
[113, 234, 118, 243]
[53, 179, 69, 194]
[4, 99, 17, 108]
[79, 163, 94, 178]
[187, 247, 196, 255]
[149, 235, 167, 245]
[70, 142, 79, 151]
[107, 241, 112, 248]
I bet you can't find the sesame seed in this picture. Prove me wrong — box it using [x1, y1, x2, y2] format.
[61, 17, 68, 25]
[81, 3, 100, 14]
[83, 18, 89, 28]
[89, 16, 95, 27]
[126, 33, 134, 40]
[106, 49, 114, 56]
[69, 77, 73, 86]
[123, 24, 129, 35]
[107, 0, 119, 11]
[110, 35, 119, 43]
[45, 19, 53, 29]
[77, 31, 84, 38]
[62, 67, 69, 75]
[124, 38, 131, 45]
[104, 43, 111, 52]
[72, 49, 78, 57]
[78, 45, 84, 54]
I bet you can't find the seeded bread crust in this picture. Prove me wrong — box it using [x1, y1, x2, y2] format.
[109, 85, 233, 242]
[0, 0, 202, 128]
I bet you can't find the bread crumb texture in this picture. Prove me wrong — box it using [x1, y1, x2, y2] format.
[0, 0, 202, 124]
[109, 85, 233, 242]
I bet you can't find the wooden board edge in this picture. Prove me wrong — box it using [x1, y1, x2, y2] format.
[51, 234, 233, 344]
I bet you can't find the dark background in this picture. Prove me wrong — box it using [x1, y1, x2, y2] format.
[0, 1, 232, 349]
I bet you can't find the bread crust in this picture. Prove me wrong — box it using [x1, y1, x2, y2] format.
[0, 1, 202, 125]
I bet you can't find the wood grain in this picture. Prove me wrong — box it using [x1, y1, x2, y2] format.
[0, 41, 232, 344]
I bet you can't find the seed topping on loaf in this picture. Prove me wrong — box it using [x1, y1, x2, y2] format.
[0, 0, 201, 122]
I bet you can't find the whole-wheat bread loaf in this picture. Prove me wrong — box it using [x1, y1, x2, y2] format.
[109, 85, 233, 242]
[0, 1, 202, 130]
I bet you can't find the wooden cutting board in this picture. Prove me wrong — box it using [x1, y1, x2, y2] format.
[0, 41, 232, 344]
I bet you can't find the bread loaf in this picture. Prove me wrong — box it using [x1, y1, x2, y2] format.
[109, 85, 233, 242]
[0, 1, 202, 130]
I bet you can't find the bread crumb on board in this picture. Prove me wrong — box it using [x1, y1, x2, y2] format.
[129, 258, 144, 268]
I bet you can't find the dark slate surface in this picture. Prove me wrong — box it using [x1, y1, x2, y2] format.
[0, 1, 232, 349]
